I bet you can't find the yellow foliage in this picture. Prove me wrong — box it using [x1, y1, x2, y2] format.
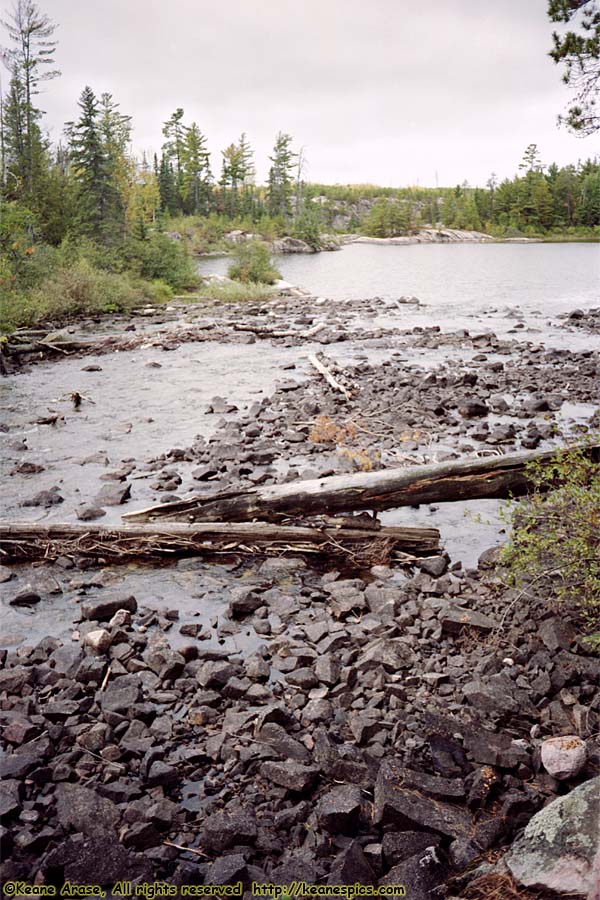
[308, 415, 357, 444]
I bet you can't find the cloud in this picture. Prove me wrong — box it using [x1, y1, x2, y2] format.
[2, 0, 595, 186]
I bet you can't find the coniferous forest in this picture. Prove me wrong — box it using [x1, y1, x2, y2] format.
[1, 1, 599, 331]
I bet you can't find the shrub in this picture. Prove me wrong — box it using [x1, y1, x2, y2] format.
[501, 440, 600, 645]
[291, 211, 323, 249]
[228, 241, 281, 284]
[123, 233, 199, 290]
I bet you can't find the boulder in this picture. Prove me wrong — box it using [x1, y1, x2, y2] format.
[317, 784, 362, 835]
[505, 777, 599, 896]
[540, 735, 587, 781]
[81, 593, 137, 622]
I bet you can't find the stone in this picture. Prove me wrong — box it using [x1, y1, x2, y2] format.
[95, 482, 131, 505]
[458, 401, 489, 418]
[227, 587, 264, 617]
[9, 589, 41, 607]
[76, 504, 107, 521]
[0, 780, 21, 818]
[505, 777, 599, 896]
[420, 556, 448, 577]
[374, 759, 472, 839]
[201, 807, 257, 852]
[22, 486, 63, 507]
[260, 761, 320, 792]
[285, 666, 318, 689]
[541, 735, 587, 780]
[382, 831, 442, 867]
[440, 605, 496, 634]
[358, 638, 413, 672]
[84, 628, 112, 654]
[329, 841, 376, 885]
[315, 653, 341, 686]
[81, 593, 137, 621]
[317, 784, 362, 835]
[43, 835, 152, 883]
[99, 674, 142, 714]
[463, 674, 537, 718]
[55, 783, 119, 838]
[379, 847, 447, 900]
[209, 854, 248, 885]
[257, 723, 310, 762]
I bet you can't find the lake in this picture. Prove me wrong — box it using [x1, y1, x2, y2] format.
[198, 241, 600, 320]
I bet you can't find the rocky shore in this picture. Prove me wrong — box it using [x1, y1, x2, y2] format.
[1, 292, 599, 898]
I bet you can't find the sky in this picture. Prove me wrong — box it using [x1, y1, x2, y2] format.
[1, 0, 598, 187]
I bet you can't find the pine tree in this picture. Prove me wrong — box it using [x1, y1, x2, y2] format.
[67, 85, 122, 240]
[0, 0, 59, 196]
[267, 132, 296, 219]
[181, 123, 211, 215]
[162, 108, 187, 212]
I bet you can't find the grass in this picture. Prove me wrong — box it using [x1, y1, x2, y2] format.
[193, 280, 279, 303]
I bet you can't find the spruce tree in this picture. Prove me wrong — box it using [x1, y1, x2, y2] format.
[67, 85, 122, 240]
[267, 132, 296, 219]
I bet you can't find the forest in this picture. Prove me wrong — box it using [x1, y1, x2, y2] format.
[1, 1, 599, 332]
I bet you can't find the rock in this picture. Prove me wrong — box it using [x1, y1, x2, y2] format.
[463, 674, 537, 719]
[539, 618, 575, 652]
[55, 784, 119, 838]
[285, 666, 319, 689]
[81, 593, 137, 621]
[201, 807, 257, 852]
[0, 780, 21, 818]
[358, 638, 413, 672]
[84, 629, 112, 654]
[0, 565, 15, 583]
[419, 556, 448, 577]
[257, 723, 310, 762]
[374, 759, 472, 839]
[329, 841, 376, 885]
[379, 847, 447, 900]
[382, 831, 442, 867]
[441, 605, 496, 634]
[76, 504, 107, 521]
[541, 735, 587, 780]
[9, 589, 41, 607]
[272, 236, 315, 254]
[22, 486, 63, 507]
[95, 482, 131, 505]
[208, 853, 248, 884]
[505, 777, 599, 896]
[99, 674, 142, 714]
[317, 784, 362, 834]
[458, 400, 489, 418]
[43, 835, 152, 883]
[227, 587, 263, 617]
[260, 761, 319, 792]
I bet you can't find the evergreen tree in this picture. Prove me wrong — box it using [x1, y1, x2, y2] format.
[180, 123, 211, 215]
[0, 0, 59, 196]
[161, 108, 186, 211]
[67, 85, 122, 240]
[548, 0, 600, 134]
[267, 132, 296, 219]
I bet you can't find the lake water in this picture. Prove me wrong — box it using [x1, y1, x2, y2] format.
[199, 241, 600, 319]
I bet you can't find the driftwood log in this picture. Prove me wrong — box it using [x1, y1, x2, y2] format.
[123, 444, 600, 524]
[0, 521, 440, 565]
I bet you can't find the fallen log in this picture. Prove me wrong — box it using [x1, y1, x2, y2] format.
[0, 520, 440, 565]
[123, 444, 600, 524]
[308, 354, 354, 400]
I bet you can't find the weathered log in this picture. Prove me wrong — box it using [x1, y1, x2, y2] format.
[0, 520, 440, 565]
[308, 354, 354, 400]
[123, 444, 600, 524]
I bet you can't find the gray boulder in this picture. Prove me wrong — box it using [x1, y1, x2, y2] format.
[505, 777, 599, 896]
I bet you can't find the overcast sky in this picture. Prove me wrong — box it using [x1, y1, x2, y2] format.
[1, 0, 597, 187]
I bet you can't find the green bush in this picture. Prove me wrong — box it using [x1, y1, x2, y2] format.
[501, 441, 600, 645]
[291, 211, 323, 249]
[122, 232, 199, 290]
[1, 260, 165, 331]
[227, 241, 281, 284]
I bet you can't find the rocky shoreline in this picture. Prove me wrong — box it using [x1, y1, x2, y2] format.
[1, 293, 599, 898]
